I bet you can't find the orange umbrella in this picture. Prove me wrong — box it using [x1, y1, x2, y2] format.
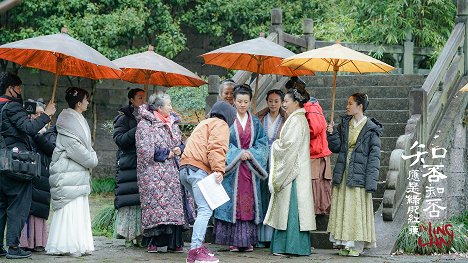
[281, 42, 394, 121]
[113, 46, 206, 95]
[0, 28, 122, 102]
[201, 37, 313, 113]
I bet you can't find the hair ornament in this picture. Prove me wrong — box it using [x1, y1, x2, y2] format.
[293, 89, 305, 102]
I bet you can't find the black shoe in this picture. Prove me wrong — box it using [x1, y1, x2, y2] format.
[6, 247, 32, 259]
[0, 247, 7, 256]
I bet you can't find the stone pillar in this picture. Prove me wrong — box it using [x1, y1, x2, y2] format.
[206, 75, 220, 114]
[403, 32, 414, 74]
[270, 8, 284, 46]
[303, 18, 315, 50]
[457, 0, 468, 74]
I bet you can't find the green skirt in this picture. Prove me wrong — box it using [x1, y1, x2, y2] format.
[270, 180, 311, 256]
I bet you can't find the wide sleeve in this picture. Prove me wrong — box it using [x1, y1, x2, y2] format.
[113, 115, 136, 151]
[6, 102, 50, 136]
[224, 126, 243, 175]
[365, 131, 381, 192]
[269, 115, 306, 193]
[207, 122, 230, 174]
[245, 118, 269, 179]
[62, 136, 98, 169]
[327, 123, 342, 153]
[135, 120, 154, 163]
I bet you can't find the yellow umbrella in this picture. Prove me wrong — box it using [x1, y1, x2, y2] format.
[281, 42, 394, 121]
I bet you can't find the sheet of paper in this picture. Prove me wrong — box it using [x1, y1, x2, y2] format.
[197, 173, 230, 210]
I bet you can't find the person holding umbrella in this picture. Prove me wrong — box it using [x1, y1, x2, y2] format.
[326, 93, 382, 257]
[113, 88, 146, 247]
[19, 99, 57, 252]
[0, 72, 56, 259]
[213, 84, 269, 252]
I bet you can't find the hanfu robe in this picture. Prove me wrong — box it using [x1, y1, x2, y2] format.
[264, 108, 316, 256]
[214, 112, 269, 248]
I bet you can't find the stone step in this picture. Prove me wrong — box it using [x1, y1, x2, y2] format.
[324, 110, 409, 123]
[302, 74, 426, 87]
[317, 98, 409, 111]
[308, 86, 413, 99]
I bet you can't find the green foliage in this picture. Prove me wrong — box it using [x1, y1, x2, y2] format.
[167, 85, 208, 123]
[343, 0, 456, 48]
[91, 178, 116, 194]
[91, 205, 117, 238]
[0, 0, 186, 60]
[182, 0, 335, 44]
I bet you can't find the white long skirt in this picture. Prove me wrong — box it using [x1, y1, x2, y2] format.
[45, 195, 94, 256]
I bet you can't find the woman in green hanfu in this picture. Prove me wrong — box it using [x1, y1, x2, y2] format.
[263, 87, 316, 256]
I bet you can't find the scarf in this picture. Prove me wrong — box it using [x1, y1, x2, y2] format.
[153, 110, 173, 131]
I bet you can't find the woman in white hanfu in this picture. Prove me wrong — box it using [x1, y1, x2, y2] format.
[46, 87, 98, 257]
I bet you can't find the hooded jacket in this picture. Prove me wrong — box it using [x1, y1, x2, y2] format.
[327, 115, 383, 192]
[113, 105, 140, 209]
[180, 101, 236, 174]
[49, 108, 98, 210]
[304, 99, 332, 159]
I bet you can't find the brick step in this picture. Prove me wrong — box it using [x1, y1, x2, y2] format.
[302, 74, 426, 87]
[324, 110, 409, 123]
[307, 86, 413, 99]
[317, 98, 409, 111]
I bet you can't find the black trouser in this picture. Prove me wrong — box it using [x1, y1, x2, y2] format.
[0, 175, 32, 247]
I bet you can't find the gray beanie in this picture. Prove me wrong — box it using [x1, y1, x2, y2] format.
[209, 101, 236, 127]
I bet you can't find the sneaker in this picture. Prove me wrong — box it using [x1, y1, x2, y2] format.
[0, 247, 7, 256]
[244, 245, 253, 252]
[6, 247, 32, 259]
[186, 247, 219, 263]
[201, 246, 215, 257]
[168, 246, 184, 253]
[338, 248, 349, 256]
[348, 249, 360, 257]
[147, 245, 158, 253]
[229, 246, 239, 252]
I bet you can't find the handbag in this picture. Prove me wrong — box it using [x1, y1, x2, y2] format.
[0, 102, 41, 182]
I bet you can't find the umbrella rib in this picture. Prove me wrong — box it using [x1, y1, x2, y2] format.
[203, 52, 228, 65]
[229, 53, 250, 71]
[17, 49, 41, 67]
[322, 58, 333, 71]
[349, 60, 362, 74]
[292, 58, 313, 71]
[371, 62, 391, 73]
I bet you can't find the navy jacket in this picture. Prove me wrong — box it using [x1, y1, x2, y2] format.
[327, 115, 383, 192]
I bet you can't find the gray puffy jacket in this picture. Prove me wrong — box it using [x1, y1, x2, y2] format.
[327, 115, 383, 192]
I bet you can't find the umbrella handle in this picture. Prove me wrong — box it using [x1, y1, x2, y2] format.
[329, 70, 338, 122]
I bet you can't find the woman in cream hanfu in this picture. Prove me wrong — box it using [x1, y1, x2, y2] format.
[264, 88, 316, 256]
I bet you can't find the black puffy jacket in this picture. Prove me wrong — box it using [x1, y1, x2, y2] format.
[113, 105, 140, 209]
[30, 126, 56, 219]
[327, 115, 383, 192]
[0, 96, 50, 151]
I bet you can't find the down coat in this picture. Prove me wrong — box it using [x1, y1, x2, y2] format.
[49, 108, 98, 211]
[327, 115, 383, 192]
[113, 105, 140, 209]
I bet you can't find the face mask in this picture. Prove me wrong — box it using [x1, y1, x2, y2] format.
[10, 87, 22, 100]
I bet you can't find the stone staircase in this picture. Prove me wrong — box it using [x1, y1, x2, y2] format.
[252, 74, 427, 248]
[295, 74, 427, 247]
